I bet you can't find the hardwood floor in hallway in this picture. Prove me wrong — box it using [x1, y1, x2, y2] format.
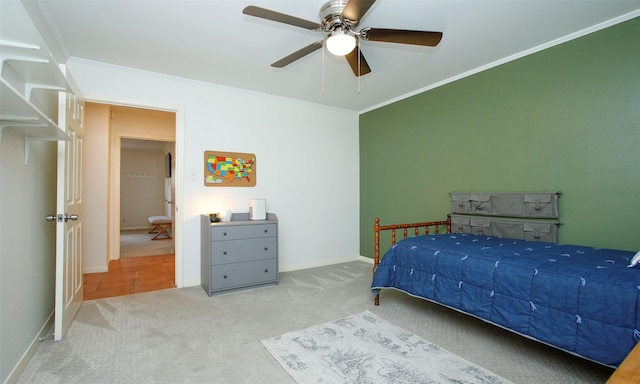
[83, 254, 175, 300]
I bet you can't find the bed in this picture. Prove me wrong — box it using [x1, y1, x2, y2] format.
[371, 192, 640, 367]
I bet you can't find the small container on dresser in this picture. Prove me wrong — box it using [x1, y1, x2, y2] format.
[201, 212, 278, 296]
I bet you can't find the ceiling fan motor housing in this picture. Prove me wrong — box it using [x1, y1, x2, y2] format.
[320, 0, 358, 33]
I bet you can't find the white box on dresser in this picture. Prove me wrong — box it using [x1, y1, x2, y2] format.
[201, 213, 278, 296]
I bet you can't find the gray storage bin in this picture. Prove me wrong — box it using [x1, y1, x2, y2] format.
[491, 220, 525, 239]
[469, 217, 491, 235]
[450, 193, 471, 214]
[523, 222, 557, 242]
[524, 193, 559, 218]
[450, 192, 560, 218]
[451, 215, 470, 233]
[450, 214, 559, 243]
[470, 194, 491, 214]
[490, 194, 526, 217]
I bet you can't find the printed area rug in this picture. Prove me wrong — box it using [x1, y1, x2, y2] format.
[262, 311, 512, 384]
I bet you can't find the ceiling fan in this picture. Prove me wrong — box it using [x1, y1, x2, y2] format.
[242, 0, 443, 77]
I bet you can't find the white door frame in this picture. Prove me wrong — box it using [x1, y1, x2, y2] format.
[93, 97, 184, 288]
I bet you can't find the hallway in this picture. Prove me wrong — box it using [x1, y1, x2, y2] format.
[83, 254, 175, 300]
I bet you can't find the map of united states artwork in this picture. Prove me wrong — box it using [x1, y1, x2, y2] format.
[204, 151, 256, 187]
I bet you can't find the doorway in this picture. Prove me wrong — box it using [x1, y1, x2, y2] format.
[119, 138, 174, 256]
[83, 104, 178, 300]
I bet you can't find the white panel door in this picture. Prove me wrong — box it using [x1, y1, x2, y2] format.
[54, 93, 84, 341]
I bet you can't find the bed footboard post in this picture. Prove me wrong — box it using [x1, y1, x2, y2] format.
[374, 218, 380, 306]
[447, 214, 452, 233]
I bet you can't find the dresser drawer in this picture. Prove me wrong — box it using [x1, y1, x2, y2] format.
[211, 237, 276, 265]
[210, 223, 276, 241]
[210, 259, 277, 291]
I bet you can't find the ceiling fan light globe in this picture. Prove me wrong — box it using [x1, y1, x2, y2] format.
[326, 32, 356, 56]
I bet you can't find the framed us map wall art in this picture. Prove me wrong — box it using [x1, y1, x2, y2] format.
[204, 151, 256, 187]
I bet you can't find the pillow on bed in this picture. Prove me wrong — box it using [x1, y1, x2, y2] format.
[628, 251, 640, 268]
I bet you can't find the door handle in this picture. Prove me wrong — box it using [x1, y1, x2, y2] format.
[45, 214, 78, 222]
[45, 214, 59, 222]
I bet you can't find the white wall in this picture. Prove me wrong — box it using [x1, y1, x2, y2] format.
[120, 148, 166, 229]
[0, 128, 57, 383]
[68, 58, 360, 286]
[83, 103, 110, 273]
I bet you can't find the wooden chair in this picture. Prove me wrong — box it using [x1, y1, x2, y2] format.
[148, 216, 172, 240]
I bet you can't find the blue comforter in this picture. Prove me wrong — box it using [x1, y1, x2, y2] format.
[371, 233, 640, 366]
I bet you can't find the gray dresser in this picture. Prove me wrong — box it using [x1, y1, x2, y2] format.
[201, 213, 278, 296]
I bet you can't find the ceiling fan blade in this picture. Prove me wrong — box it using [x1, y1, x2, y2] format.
[345, 47, 371, 77]
[243, 6, 321, 30]
[341, 0, 376, 22]
[360, 28, 443, 47]
[271, 41, 324, 68]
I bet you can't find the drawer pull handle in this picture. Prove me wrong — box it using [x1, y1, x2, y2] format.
[264, 269, 268, 273]
[223, 251, 227, 255]
[223, 232, 227, 236]
[264, 247, 268, 251]
[264, 229, 268, 233]
[223, 275, 228, 279]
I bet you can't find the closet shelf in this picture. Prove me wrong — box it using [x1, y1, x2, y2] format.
[1, 78, 68, 140]
[1, 0, 74, 164]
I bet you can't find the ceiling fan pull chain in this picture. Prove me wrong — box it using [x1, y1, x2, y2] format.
[322, 40, 325, 93]
[357, 43, 361, 93]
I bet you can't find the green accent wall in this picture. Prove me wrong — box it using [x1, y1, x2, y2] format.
[360, 17, 640, 258]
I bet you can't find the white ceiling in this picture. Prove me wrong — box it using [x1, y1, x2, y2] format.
[34, 0, 640, 112]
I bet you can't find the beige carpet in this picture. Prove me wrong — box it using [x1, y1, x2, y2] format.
[120, 229, 174, 257]
[17, 261, 614, 383]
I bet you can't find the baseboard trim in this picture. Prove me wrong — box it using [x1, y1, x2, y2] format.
[121, 226, 153, 231]
[279, 255, 372, 273]
[4, 311, 54, 384]
[183, 279, 200, 288]
[357, 255, 374, 264]
[83, 266, 108, 274]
